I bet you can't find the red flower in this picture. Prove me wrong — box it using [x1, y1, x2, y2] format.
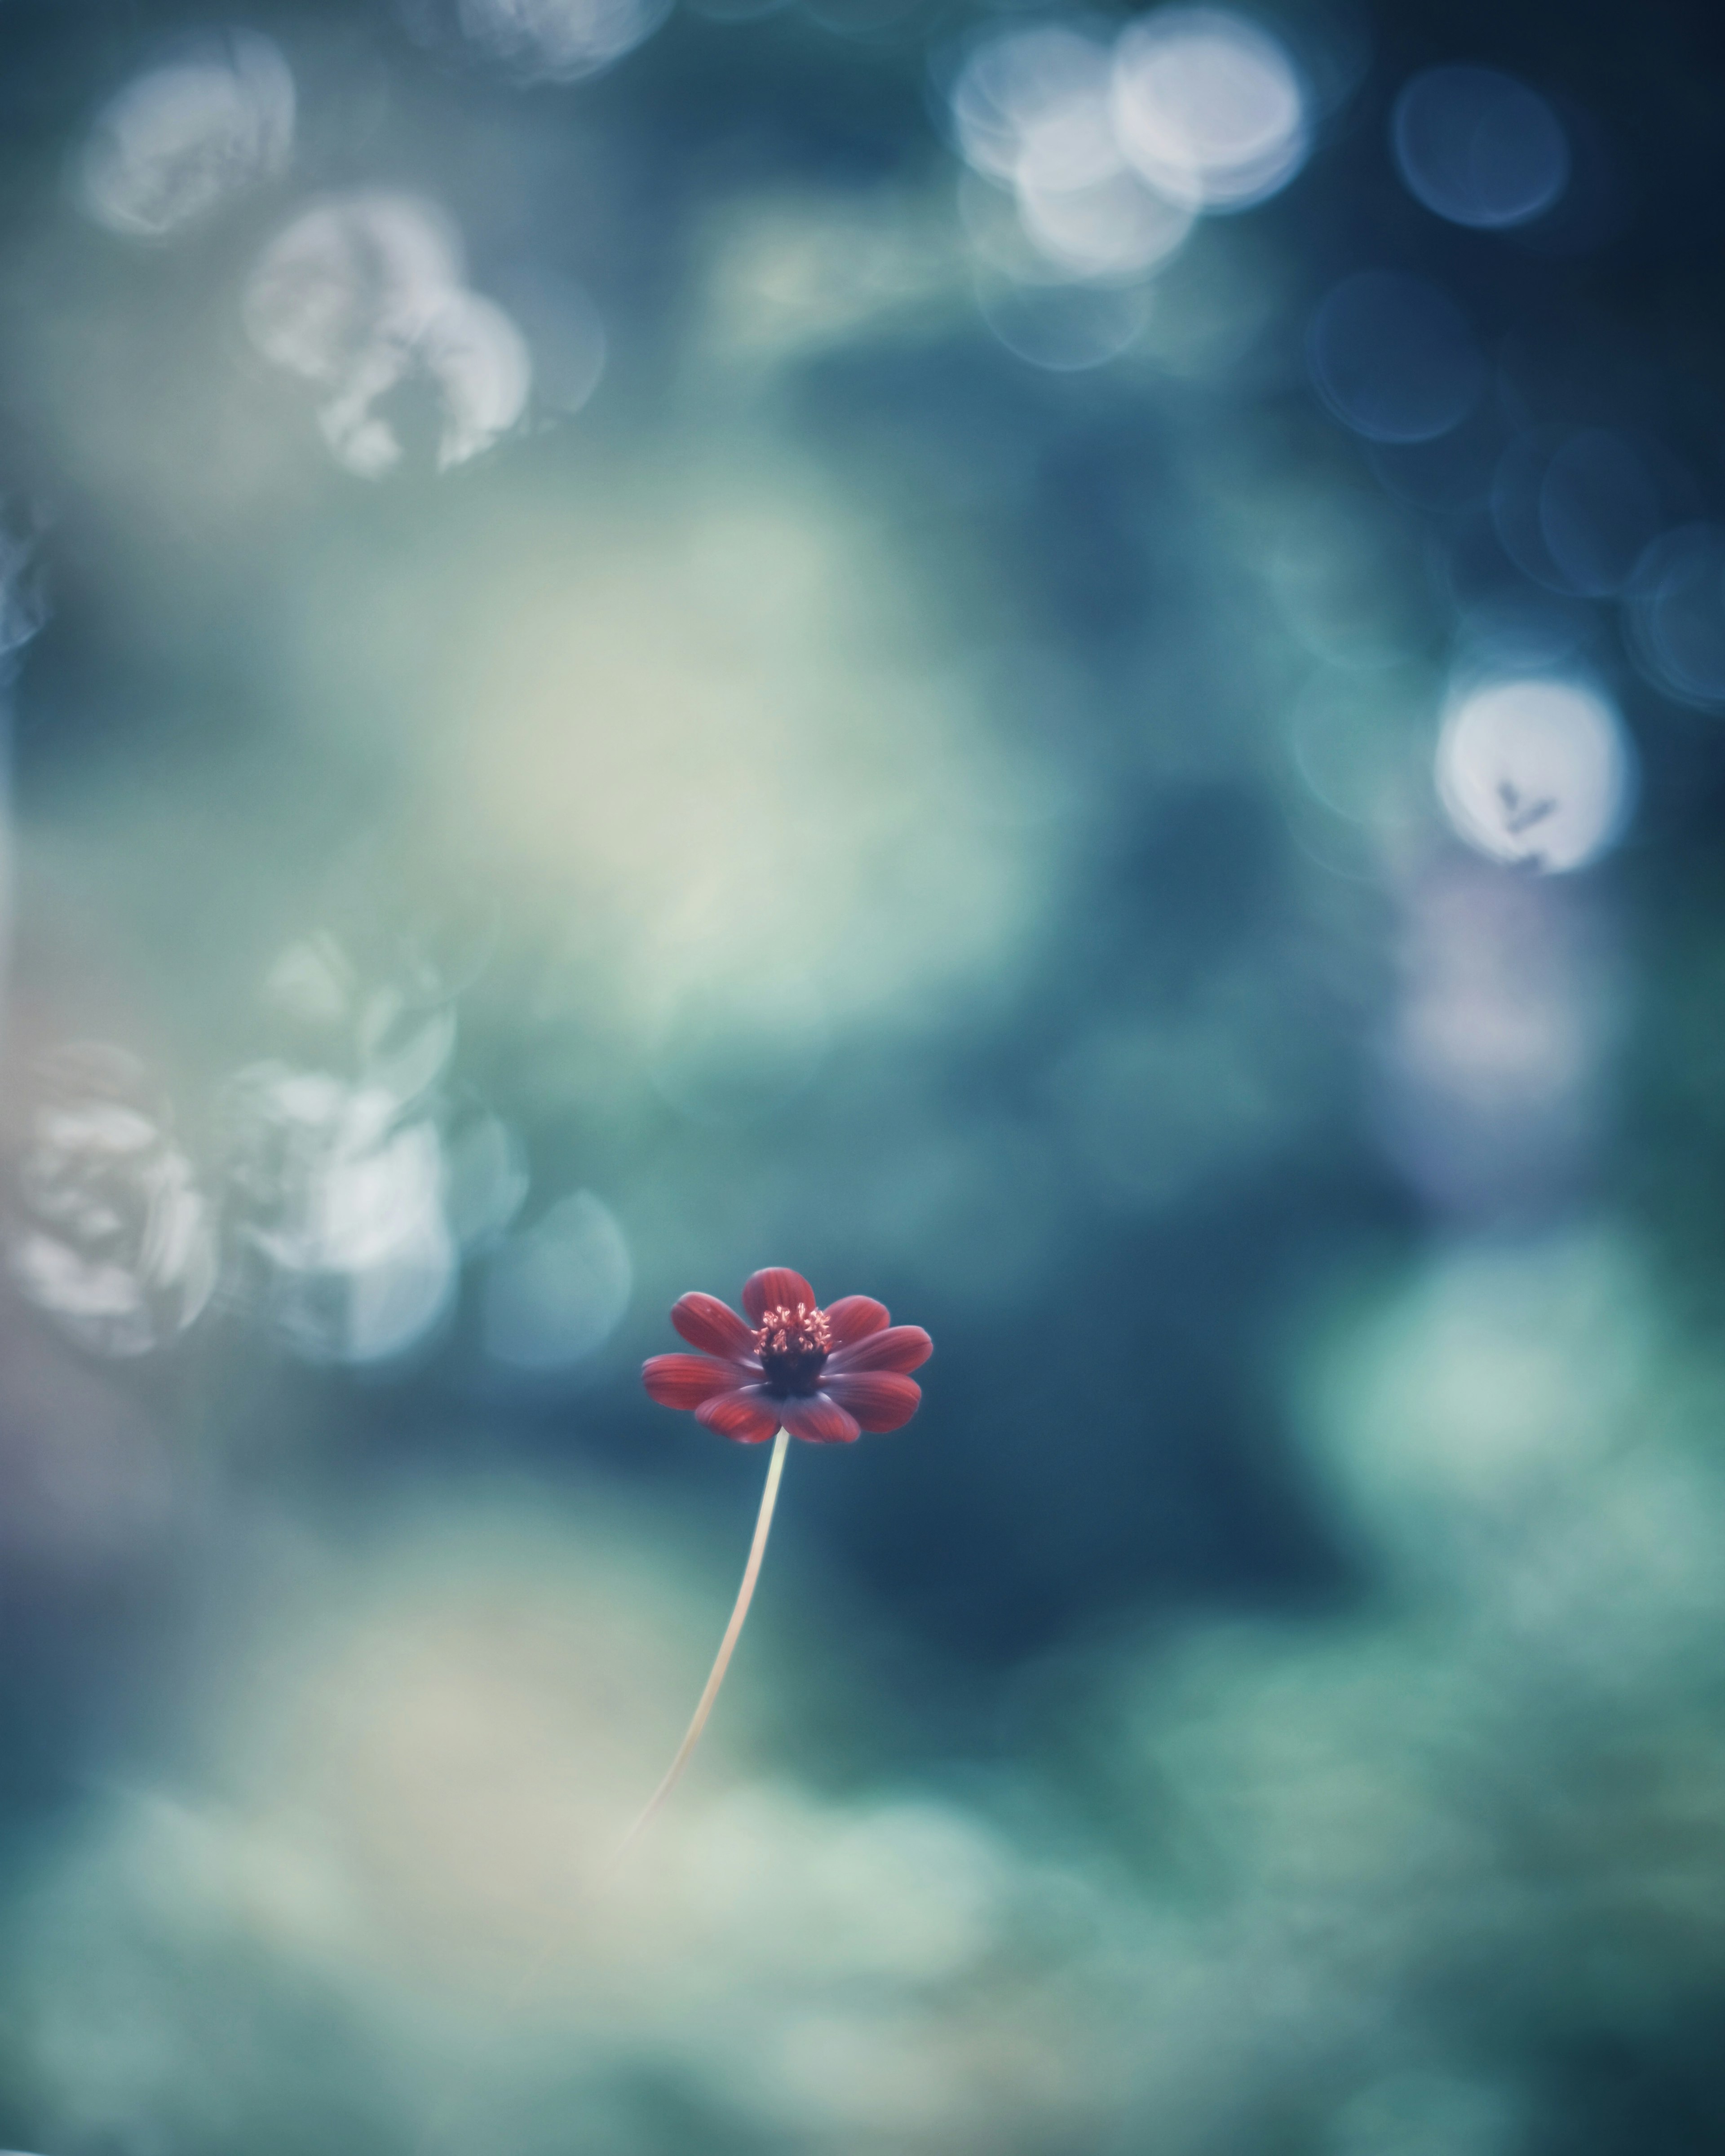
[642, 1265, 931, 1445]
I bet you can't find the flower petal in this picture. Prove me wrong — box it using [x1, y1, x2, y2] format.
[778, 1392, 861, 1444]
[695, 1387, 783, 1444]
[825, 1295, 890, 1349]
[671, 1291, 758, 1361]
[643, 1353, 739, 1409]
[743, 1268, 817, 1324]
[825, 1370, 922, 1432]
[826, 1325, 933, 1376]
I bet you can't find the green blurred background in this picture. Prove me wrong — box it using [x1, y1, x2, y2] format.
[0, 0, 1723, 2148]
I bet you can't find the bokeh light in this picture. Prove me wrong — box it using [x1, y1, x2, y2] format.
[1392, 65, 1569, 230]
[1309, 270, 1485, 443]
[949, 25, 1195, 290]
[1373, 863, 1618, 1216]
[1017, 165, 1193, 283]
[1110, 7, 1310, 212]
[483, 1190, 631, 1370]
[950, 25, 1117, 192]
[1626, 522, 1725, 709]
[1492, 427, 1663, 598]
[1434, 675, 1636, 872]
[977, 273, 1153, 368]
[443, 1107, 529, 1252]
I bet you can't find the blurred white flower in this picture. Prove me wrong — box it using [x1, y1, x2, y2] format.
[80, 32, 294, 238]
[223, 1064, 458, 1365]
[245, 194, 531, 476]
[9, 1047, 216, 1357]
[221, 937, 469, 1364]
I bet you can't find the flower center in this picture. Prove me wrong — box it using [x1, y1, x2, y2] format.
[753, 1301, 832, 1396]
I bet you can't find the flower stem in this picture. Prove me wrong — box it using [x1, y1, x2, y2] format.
[615, 1425, 790, 1860]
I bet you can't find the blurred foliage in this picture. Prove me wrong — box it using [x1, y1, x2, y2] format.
[0, 0, 1721, 2151]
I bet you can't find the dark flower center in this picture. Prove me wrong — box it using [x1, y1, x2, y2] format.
[753, 1301, 831, 1396]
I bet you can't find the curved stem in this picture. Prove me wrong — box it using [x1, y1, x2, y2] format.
[615, 1426, 790, 1861]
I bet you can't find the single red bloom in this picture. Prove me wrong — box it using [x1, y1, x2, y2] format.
[642, 1265, 932, 1446]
